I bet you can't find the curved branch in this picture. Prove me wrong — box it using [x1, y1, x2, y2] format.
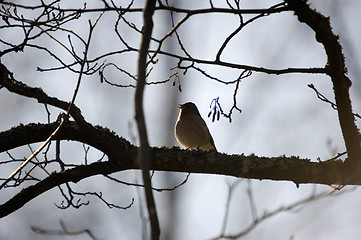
[0, 63, 121, 159]
[0, 63, 85, 126]
[216, 3, 286, 61]
[285, 0, 361, 164]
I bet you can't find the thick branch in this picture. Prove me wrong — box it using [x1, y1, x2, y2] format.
[0, 64, 79, 115]
[0, 121, 135, 160]
[1, 122, 361, 219]
[286, 0, 361, 163]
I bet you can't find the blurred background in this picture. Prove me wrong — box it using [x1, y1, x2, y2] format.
[1, 0, 361, 239]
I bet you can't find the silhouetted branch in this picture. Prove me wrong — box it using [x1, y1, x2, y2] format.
[286, 0, 361, 164]
[0, 115, 65, 190]
[55, 183, 134, 210]
[216, 2, 287, 61]
[135, 0, 160, 239]
[104, 173, 190, 192]
[0, 2, 290, 15]
[308, 83, 361, 120]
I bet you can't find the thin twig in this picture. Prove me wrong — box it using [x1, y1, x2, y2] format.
[213, 186, 356, 240]
[0, 114, 65, 190]
[308, 84, 361, 120]
[0, 11, 104, 190]
[31, 220, 99, 240]
[220, 179, 243, 236]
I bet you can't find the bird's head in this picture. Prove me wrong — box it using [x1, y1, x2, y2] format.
[178, 102, 200, 115]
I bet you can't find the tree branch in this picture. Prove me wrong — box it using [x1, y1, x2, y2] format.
[135, 0, 160, 239]
[285, 0, 361, 164]
[0, 2, 289, 15]
[1, 122, 361, 219]
[158, 50, 328, 76]
[0, 62, 121, 160]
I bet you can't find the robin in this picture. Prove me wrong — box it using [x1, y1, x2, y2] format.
[175, 102, 217, 151]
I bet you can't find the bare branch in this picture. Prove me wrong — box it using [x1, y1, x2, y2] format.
[308, 83, 361, 120]
[0, 2, 290, 15]
[286, 0, 361, 164]
[170, 52, 327, 76]
[216, 3, 287, 61]
[213, 186, 356, 239]
[55, 184, 134, 210]
[135, 0, 160, 239]
[0, 114, 66, 189]
[104, 173, 190, 192]
[31, 220, 99, 240]
[219, 179, 243, 236]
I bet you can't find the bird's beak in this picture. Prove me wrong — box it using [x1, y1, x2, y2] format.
[178, 104, 183, 109]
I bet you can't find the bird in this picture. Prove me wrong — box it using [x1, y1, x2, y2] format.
[175, 102, 217, 151]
